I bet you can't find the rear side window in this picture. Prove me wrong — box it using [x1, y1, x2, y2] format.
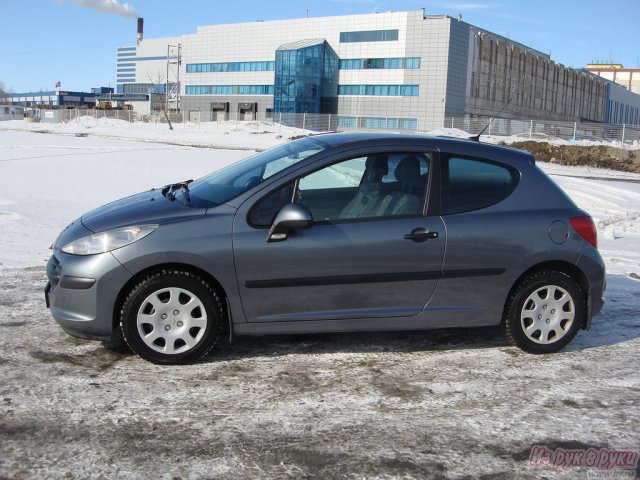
[440, 156, 519, 215]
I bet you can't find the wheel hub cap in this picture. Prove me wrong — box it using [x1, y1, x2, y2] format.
[136, 287, 207, 354]
[520, 285, 575, 345]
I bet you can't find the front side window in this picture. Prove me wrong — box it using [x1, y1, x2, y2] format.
[297, 152, 430, 222]
[248, 152, 431, 227]
[440, 156, 519, 215]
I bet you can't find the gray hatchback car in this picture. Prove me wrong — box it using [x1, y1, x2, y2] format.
[46, 133, 605, 364]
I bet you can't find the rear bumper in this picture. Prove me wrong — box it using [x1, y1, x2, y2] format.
[45, 251, 131, 341]
[576, 250, 606, 329]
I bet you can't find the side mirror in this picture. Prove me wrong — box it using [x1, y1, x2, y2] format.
[267, 203, 313, 242]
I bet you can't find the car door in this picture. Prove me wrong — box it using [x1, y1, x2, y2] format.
[231, 147, 446, 323]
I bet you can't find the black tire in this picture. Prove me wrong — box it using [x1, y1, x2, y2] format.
[503, 270, 585, 354]
[120, 269, 223, 365]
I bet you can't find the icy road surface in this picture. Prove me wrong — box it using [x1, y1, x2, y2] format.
[0, 129, 638, 479]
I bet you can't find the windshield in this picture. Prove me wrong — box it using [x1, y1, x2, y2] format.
[185, 136, 329, 207]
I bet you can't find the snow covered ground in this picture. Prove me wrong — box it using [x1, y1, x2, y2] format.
[0, 126, 638, 478]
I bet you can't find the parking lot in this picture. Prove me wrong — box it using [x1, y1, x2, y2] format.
[0, 129, 638, 479]
[1, 266, 638, 478]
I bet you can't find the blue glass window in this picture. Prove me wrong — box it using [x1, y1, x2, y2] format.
[362, 117, 387, 129]
[121, 84, 169, 94]
[340, 29, 399, 43]
[339, 57, 421, 70]
[337, 116, 357, 127]
[185, 85, 274, 95]
[405, 57, 421, 69]
[186, 61, 275, 73]
[337, 85, 419, 96]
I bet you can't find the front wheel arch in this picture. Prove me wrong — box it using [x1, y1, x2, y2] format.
[112, 263, 230, 341]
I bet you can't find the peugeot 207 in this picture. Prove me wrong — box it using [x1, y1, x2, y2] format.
[45, 133, 605, 364]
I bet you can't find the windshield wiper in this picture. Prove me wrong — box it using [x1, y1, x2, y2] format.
[161, 179, 193, 202]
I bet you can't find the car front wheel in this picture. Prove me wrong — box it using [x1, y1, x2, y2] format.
[504, 270, 585, 354]
[120, 269, 222, 364]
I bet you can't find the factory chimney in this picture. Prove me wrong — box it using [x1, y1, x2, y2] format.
[137, 17, 144, 45]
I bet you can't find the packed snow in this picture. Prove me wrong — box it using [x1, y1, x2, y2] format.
[0, 123, 638, 478]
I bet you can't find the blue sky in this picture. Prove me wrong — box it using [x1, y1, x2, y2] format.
[1, 0, 639, 93]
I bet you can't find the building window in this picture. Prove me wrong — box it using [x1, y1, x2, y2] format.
[185, 85, 274, 95]
[338, 117, 417, 130]
[186, 61, 275, 73]
[337, 116, 357, 127]
[121, 83, 170, 94]
[117, 68, 136, 73]
[117, 46, 137, 52]
[337, 85, 419, 96]
[339, 57, 421, 70]
[340, 29, 399, 43]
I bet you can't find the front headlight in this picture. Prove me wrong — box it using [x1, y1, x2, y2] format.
[60, 225, 158, 256]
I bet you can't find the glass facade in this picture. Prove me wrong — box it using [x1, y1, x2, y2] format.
[339, 57, 420, 70]
[274, 40, 339, 114]
[185, 85, 274, 95]
[186, 61, 275, 73]
[338, 85, 419, 96]
[339, 29, 399, 43]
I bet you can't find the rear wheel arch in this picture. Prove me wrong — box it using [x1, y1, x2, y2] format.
[503, 260, 591, 330]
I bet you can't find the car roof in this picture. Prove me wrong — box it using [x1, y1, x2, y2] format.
[308, 132, 536, 167]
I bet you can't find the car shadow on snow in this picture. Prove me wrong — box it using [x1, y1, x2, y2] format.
[564, 274, 640, 353]
[207, 326, 511, 362]
[206, 274, 640, 362]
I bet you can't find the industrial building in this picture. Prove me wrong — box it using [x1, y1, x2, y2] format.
[4, 87, 151, 111]
[4, 89, 101, 108]
[585, 64, 640, 95]
[112, 10, 640, 130]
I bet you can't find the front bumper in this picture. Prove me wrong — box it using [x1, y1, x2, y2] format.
[45, 251, 132, 341]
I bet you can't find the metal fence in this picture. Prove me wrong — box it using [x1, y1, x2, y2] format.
[24, 108, 640, 144]
[443, 116, 640, 144]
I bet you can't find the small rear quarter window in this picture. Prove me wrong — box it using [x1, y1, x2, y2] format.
[440, 156, 519, 215]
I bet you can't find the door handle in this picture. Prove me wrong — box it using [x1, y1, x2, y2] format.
[404, 228, 438, 241]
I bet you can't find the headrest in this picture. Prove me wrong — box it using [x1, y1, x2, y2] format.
[395, 156, 420, 183]
[365, 154, 388, 178]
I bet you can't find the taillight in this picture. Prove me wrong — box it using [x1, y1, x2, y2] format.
[570, 216, 597, 248]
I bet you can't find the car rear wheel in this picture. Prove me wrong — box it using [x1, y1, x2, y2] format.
[120, 269, 222, 364]
[504, 270, 585, 353]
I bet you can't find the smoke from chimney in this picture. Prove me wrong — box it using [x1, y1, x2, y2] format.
[67, 0, 138, 19]
[137, 17, 144, 45]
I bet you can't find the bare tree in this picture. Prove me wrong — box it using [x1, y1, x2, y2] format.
[146, 72, 174, 130]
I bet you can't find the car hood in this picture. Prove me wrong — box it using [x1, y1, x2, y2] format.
[81, 189, 207, 233]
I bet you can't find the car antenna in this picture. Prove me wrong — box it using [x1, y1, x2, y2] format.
[468, 82, 519, 142]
